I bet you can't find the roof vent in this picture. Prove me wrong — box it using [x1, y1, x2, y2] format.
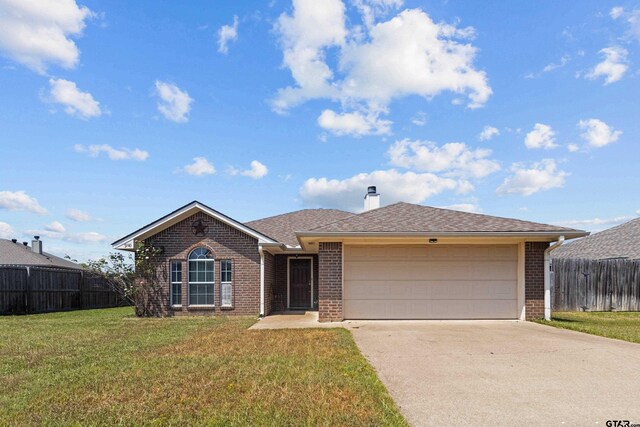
[22, 241, 28, 246]
[11, 239, 17, 243]
[364, 186, 380, 211]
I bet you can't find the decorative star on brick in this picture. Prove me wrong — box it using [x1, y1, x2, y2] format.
[191, 219, 209, 236]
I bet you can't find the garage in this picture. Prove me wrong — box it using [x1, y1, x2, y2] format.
[343, 244, 518, 319]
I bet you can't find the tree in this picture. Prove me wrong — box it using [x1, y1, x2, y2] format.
[130, 242, 166, 317]
[82, 243, 166, 317]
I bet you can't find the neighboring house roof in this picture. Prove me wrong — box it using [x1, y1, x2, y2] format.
[0, 239, 84, 270]
[246, 209, 353, 247]
[552, 217, 640, 260]
[112, 200, 278, 250]
[303, 202, 585, 237]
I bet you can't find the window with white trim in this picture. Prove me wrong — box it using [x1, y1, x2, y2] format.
[170, 261, 182, 306]
[220, 260, 232, 307]
[188, 248, 214, 305]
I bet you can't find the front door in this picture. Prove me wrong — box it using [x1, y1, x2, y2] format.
[289, 258, 312, 309]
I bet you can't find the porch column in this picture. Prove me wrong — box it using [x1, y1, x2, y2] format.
[318, 242, 343, 322]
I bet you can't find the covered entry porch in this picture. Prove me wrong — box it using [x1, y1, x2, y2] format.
[270, 254, 319, 313]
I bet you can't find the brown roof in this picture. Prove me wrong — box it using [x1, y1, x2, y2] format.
[552, 217, 640, 260]
[0, 239, 84, 270]
[307, 202, 583, 234]
[246, 209, 353, 246]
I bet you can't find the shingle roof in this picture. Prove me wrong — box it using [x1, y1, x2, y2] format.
[552, 217, 640, 260]
[246, 209, 353, 246]
[0, 239, 84, 270]
[307, 202, 583, 234]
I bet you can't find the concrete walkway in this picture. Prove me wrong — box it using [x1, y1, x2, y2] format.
[348, 320, 640, 426]
[249, 311, 343, 329]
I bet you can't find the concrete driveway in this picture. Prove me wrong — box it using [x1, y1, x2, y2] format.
[347, 320, 640, 426]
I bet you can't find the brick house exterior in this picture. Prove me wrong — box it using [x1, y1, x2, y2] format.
[318, 242, 342, 322]
[145, 211, 262, 316]
[524, 242, 547, 320]
[113, 200, 585, 321]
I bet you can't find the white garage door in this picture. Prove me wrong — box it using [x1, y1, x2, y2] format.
[343, 244, 518, 319]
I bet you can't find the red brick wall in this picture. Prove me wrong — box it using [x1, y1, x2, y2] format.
[145, 211, 260, 316]
[272, 254, 319, 312]
[318, 242, 342, 322]
[525, 242, 547, 320]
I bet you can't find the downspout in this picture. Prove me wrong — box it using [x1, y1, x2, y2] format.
[258, 245, 265, 317]
[544, 236, 565, 321]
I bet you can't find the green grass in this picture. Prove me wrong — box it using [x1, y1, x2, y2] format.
[537, 311, 640, 344]
[0, 308, 407, 426]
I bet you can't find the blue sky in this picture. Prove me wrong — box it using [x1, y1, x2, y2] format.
[0, 0, 639, 261]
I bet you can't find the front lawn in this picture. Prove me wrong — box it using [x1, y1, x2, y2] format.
[537, 311, 640, 344]
[0, 308, 406, 426]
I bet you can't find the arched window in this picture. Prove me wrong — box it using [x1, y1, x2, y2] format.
[188, 248, 214, 305]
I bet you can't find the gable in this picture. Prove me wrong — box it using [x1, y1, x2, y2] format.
[112, 201, 278, 251]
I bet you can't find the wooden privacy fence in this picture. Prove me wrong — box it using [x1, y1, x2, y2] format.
[0, 266, 127, 315]
[552, 258, 640, 311]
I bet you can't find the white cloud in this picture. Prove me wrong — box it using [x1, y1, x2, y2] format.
[45, 221, 66, 233]
[181, 157, 215, 176]
[0, 0, 93, 73]
[29, 227, 106, 243]
[0, 222, 15, 239]
[0, 190, 47, 214]
[496, 159, 568, 196]
[300, 168, 470, 211]
[242, 160, 269, 179]
[228, 160, 269, 179]
[524, 123, 558, 149]
[340, 9, 491, 109]
[578, 118, 622, 148]
[66, 208, 93, 222]
[47, 78, 102, 119]
[273, 3, 491, 133]
[74, 144, 149, 161]
[317, 109, 391, 136]
[610, 7, 624, 19]
[217, 15, 238, 54]
[439, 203, 481, 213]
[411, 111, 427, 126]
[388, 139, 500, 179]
[478, 125, 499, 141]
[567, 143, 579, 152]
[542, 54, 570, 73]
[273, 0, 346, 112]
[352, 0, 403, 29]
[154, 80, 193, 123]
[624, 8, 640, 41]
[585, 46, 628, 85]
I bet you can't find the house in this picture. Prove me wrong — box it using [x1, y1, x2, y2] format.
[552, 217, 640, 260]
[550, 218, 640, 312]
[112, 187, 587, 321]
[0, 237, 83, 270]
